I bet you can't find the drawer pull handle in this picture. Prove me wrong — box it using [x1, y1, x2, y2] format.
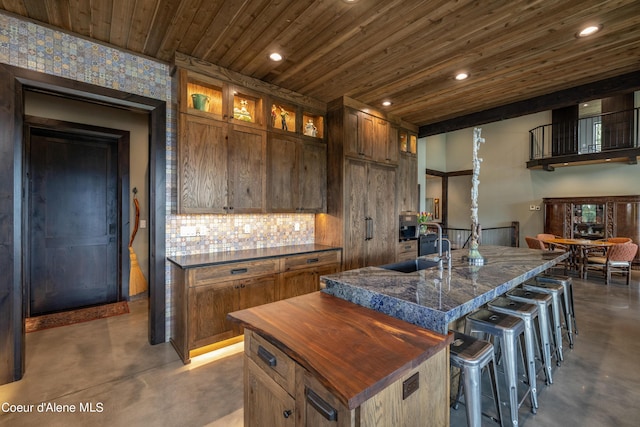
[231, 268, 248, 275]
[306, 258, 319, 264]
[257, 345, 277, 367]
[306, 388, 337, 421]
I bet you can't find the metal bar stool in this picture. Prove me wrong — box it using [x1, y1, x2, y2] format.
[505, 288, 557, 384]
[465, 309, 527, 427]
[450, 331, 503, 427]
[535, 275, 577, 339]
[487, 297, 540, 413]
[523, 279, 573, 350]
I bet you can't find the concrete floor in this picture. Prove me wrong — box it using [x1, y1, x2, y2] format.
[1, 270, 639, 427]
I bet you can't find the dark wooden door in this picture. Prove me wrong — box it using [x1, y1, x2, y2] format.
[28, 131, 119, 316]
[601, 93, 634, 150]
[552, 105, 578, 155]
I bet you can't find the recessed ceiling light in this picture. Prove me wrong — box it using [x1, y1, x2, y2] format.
[606, 158, 611, 162]
[455, 72, 469, 81]
[269, 52, 283, 61]
[382, 100, 392, 106]
[583, 103, 589, 107]
[577, 25, 602, 37]
[563, 163, 569, 166]
[342, 0, 359, 3]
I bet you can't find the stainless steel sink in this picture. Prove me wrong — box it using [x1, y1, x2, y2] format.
[379, 258, 439, 273]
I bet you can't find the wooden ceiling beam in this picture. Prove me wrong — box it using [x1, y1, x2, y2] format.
[419, 70, 640, 137]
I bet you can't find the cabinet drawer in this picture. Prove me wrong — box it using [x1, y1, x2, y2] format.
[192, 259, 279, 286]
[397, 240, 417, 255]
[246, 330, 296, 395]
[283, 250, 341, 272]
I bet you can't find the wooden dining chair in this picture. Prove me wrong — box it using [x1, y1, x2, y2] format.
[584, 242, 638, 285]
[526, 236, 546, 250]
[527, 236, 568, 274]
[536, 233, 568, 252]
[606, 237, 633, 244]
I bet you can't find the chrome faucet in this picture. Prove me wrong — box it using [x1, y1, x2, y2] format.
[424, 222, 451, 270]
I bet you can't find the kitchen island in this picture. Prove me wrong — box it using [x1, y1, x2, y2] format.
[321, 245, 570, 334]
[228, 291, 452, 426]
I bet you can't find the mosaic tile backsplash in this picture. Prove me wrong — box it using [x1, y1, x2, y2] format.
[1, 13, 316, 339]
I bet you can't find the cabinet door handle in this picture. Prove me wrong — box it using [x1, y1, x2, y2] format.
[306, 258, 319, 264]
[257, 345, 277, 367]
[364, 217, 370, 240]
[306, 388, 337, 421]
[231, 268, 248, 275]
[365, 217, 373, 240]
[283, 409, 292, 418]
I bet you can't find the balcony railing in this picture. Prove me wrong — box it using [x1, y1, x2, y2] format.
[529, 108, 640, 164]
[443, 221, 520, 250]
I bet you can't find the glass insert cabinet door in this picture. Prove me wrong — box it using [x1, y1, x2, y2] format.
[573, 203, 605, 239]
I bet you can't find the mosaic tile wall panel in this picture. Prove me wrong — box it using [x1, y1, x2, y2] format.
[1, 13, 316, 341]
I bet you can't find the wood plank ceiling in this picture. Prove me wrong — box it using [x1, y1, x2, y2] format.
[2, 0, 639, 129]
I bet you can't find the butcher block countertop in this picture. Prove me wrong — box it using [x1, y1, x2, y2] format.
[228, 291, 452, 410]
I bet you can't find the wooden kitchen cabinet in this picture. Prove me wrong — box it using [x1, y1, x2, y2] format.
[317, 97, 418, 271]
[169, 246, 342, 363]
[399, 129, 417, 155]
[171, 257, 278, 362]
[177, 66, 267, 214]
[278, 250, 341, 299]
[178, 114, 266, 213]
[345, 159, 397, 270]
[188, 274, 276, 349]
[398, 151, 418, 213]
[344, 107, 397, 165]
[397, 239, 418, 262]
[175, 58, 328, 215]
[230, 293, 452, 427]
[178, 113, 228, 213]
[267, 134, 327, 213]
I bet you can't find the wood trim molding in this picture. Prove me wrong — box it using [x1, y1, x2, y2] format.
[0, 64, 167, 385]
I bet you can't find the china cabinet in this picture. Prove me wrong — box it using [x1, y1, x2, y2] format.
[543, 195, 640, 265]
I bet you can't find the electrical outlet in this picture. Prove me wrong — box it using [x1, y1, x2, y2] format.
[535, 205, 541, 211]
[139, 219, 147, 229]
[529, 205, 536, 211]
[243, 224, 251, 234]
[294, 222, 300, 231]
[180, 226, 197, 237]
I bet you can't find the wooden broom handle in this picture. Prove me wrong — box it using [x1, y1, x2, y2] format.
[129, 197, 140, 247]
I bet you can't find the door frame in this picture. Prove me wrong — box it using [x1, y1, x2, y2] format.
[23, 116, 131, 315]
[0, 64, 166, 384]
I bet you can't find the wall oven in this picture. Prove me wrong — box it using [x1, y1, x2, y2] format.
[399, 214, 418, 241]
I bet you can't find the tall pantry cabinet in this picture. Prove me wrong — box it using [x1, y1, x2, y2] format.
[317, 97, 417, 270]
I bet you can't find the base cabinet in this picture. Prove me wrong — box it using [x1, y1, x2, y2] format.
[244, 329, 449, 427]
[397, 240, 418, 262]
[170, 248, 341, 363]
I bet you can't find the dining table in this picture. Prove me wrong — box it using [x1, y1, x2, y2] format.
[542, 238, 614, 278]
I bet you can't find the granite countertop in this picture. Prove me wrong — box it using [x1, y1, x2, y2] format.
[167, 244, 341, 269]
[321, 245, 570, 334]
